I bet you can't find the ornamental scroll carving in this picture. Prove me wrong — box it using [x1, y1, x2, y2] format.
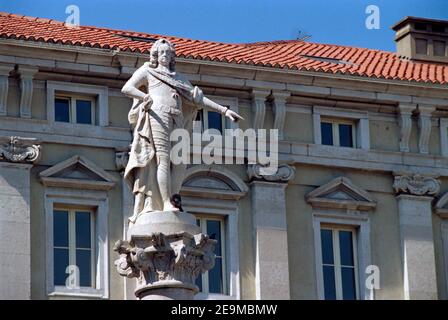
[0, 136, 41, 163]
[393, 173, 440, 196]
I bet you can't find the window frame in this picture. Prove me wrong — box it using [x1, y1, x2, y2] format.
[195, 214, 227, 295]
[313, 106, 370, 150]
[320, 225, 360, 300]
[53, 206, 96, 289]
[44, 188, 109, 299]
[55, 94, 96, 125]
[47, 81, 108, 126]
[320, 117, 357, 148]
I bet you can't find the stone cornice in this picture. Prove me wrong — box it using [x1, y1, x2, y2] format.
[393, 172, 440, 196]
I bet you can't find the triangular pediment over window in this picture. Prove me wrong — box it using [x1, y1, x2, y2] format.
[39, 155, 116, 190]
[306, 177, 376, 211]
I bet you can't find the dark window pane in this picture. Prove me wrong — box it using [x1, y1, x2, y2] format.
[323, 265, 336, 300]
[195, 273, 203, 292]
[434, 41, 446, 57]
[341, 267, 357, 300]
[320, 229, 334, 265]
[54, 248, 69, 286]
[207, 220, 221, 256]
[209, 257, 223, 293]
[339, 231, 354, 266]
[416, 38, 428, 55]
[76, 100, 92, 124]
[321, 122, 333, 145]
[54, 210, 69, 247]
[55, 98, 70, 122]
[207, 111, 223, 133]
[76, 211, 91, 249]
[339, 124, 353, 147]
[196, 219, 201, 227]
[76, 249, 92, 287]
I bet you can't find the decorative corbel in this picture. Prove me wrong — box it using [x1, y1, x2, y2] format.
[417, 104, 435, 154]
[18, 65, 38, 119]
[398, 103, 416, 152]
[251, 89, 269, 131]
[0, 64, 13, 116]
[271, 91, 290, 140]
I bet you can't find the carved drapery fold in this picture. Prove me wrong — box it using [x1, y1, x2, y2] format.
[393, 173, 440, 196]
[0, 136, 41, 163]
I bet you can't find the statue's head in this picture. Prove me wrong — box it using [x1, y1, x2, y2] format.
[149, 38, 176, 71]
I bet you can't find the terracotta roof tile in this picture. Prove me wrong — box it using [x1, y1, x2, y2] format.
[0, 12, 447, 84]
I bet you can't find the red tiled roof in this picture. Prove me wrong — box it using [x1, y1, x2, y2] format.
[1, 12, 448, 85]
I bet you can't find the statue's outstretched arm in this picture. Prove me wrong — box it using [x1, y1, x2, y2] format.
[192, 86, 244, 122]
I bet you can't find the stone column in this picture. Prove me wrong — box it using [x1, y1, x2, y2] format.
[248, 164, 295, 299]
[393, 172, 440, 299]
[0, 136, 41, 299]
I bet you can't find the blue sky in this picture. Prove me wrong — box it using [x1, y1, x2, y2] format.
[1, 0, 447, 52]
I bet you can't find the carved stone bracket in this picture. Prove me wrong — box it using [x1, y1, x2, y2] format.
[417, 104, 435, 154]
[114, 231, 216, 299]
[247, 163, 295, 183]
[0, 64, 13, 116]
[271, 91, 290, 140]
[251, 89, 269, 132]
[398, 103, 416, 153]
[18, 66, 38, 119]
[0, 136, 41, 163]
[393, 172, 440, 196]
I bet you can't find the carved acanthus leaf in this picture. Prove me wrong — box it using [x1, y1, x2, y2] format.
[393, 173, 440, 196]
[0, 136, 41, 163]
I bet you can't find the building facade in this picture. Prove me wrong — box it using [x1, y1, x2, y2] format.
[0, 12, 448, 300]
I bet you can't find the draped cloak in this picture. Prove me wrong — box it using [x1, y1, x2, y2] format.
[123, 62, 202, 194]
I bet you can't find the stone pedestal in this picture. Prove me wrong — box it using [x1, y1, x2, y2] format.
[248, 164, 294, 300]
[114, 210, 216, 300]
[393, 173, 440, 300]
[0, 162, 32, 299]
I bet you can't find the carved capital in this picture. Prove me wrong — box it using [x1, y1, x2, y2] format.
[393, 172, 440, 196]
[18, 66, 38, 119]
[398, 103, 416, 153]
[248, 163, 295, 183]
[271, 91, 290, 140]
[114, 231, 216, 298]
[417, 104, 435, 154]
[0, 136, 41, 163]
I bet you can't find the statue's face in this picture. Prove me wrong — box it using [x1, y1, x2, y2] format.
[158, 44, 172, 67]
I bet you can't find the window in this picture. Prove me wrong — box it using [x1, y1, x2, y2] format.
[53, 208, 95, 288]
[321, 119, 356, 148]
[195, 215, 226, 294]
[195, 109, 227, 134]
[416, 38, 428, 55]
[55, 95, 95, 125]
[434, 40, 446, 57]
[47, 81, 108, 126]
[320, 226, 358, 300]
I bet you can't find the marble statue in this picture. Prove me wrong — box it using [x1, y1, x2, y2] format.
[121, 38, 243, 224]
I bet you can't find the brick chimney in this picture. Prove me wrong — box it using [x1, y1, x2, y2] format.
[392, 16, 448, 63]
